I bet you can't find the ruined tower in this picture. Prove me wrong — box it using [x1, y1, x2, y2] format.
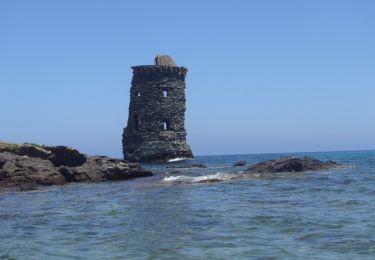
[122, 55, 193, 162]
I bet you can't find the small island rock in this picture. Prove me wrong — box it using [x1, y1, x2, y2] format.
[234, 160, 247, 167]
[247, 156, 340, 173]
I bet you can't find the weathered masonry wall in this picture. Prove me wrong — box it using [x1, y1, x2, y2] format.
[122, 64, 193, 162]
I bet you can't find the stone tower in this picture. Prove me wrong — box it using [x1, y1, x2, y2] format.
[122, 55, 193, 162]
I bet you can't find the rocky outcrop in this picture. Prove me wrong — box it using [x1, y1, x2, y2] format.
[0, 143, 55, 161]
[234, 160, 246, 167]
[44, 146, 87, 167]
[0, 142, 153, 192]
[0, 152, 65, 191]
[58, 156, 151, 182]
[0, 143, 86, 167]
[247, 156, 340, 173]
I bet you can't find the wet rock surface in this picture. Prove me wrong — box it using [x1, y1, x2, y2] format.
[0, 142, 153, 192]
[247, 156, 340, 173]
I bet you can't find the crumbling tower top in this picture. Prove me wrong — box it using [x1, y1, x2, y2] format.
[154, 54, 176, 66]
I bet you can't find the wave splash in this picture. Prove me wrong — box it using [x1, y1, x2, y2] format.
[167, 157, 189, 162]
[163, 172, 240, 184]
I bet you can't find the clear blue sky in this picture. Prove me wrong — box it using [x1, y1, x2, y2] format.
[1, 0, 374, 157]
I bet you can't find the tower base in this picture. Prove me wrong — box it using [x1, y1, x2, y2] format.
[123, 129, 193, 162]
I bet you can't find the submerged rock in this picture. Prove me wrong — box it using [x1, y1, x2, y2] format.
[0, 141, 153, 192]
[168, 170, 182, 175]
[247, 156, 340, 173]
[234, 160, 247, 167]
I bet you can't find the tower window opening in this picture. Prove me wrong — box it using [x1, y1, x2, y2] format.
[134, 115, 140, 131]
[136, 91, 141, 97]
[163, 122, 169, 131]
[163, 90, 168, 97]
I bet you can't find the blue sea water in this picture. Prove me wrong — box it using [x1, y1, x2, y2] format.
[1, 150, 375, 259]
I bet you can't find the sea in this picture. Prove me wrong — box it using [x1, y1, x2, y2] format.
[1, 150, 375, 259]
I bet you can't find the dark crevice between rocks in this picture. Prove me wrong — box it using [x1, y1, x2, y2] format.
[59, 167, 75, 182]
[0, 160, 4, 170]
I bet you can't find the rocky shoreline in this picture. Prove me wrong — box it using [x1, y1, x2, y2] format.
[0, 142, 152, 192]
[0, 141, 342, 193]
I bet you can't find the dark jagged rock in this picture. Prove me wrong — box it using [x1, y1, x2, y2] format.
[0, 152, 65, 191]
[247, 156, 340, 173]
[234, 160, 246, 167]
[59, 156, 151, 182]
[43, 146, 87, 167]
[0, 143, 55, 161]
[166, 163, 207, 169]
[0, 142, 87, 167]
[0, 142, 153, 192]
[122, 55, 193, 162]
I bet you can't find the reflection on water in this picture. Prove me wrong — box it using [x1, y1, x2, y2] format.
[1, 150, 375, 258]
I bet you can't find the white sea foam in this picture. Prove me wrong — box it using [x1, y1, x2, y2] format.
[163, 172, 239, 184]
[167, 157, 188, 162]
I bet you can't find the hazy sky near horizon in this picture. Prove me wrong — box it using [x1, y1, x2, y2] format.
[1, 0, 374, 157]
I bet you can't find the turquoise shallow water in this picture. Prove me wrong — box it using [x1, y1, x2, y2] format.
[1, 151, 375, 259]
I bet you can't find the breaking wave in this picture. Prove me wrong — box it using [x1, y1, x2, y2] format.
[167, 157, 189, 162]
[162, 172, 240, 184]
